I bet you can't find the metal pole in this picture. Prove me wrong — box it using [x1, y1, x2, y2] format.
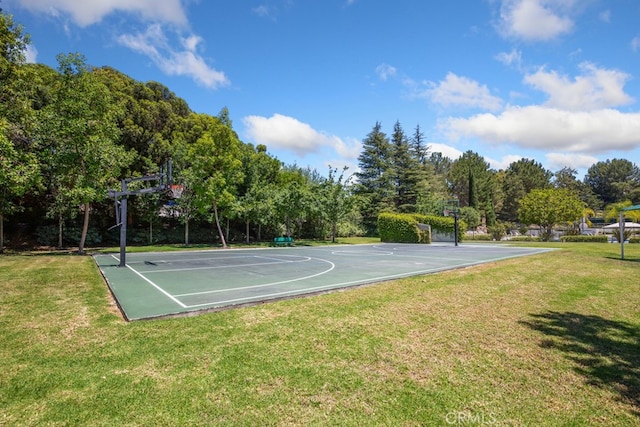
[454, 212, 459, 247]
[620, 211, 625, 260]
[119, 180, 128, 267]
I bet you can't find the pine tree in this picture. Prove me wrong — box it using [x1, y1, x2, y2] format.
[391, 120, 420, 212]
[354, 122, 394, 234]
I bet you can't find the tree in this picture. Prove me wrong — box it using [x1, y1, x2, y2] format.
[584, 159, 640, 207]
[322, 166, 354, 243]
[448, 151, 496, 223]
[181, 113, 243, 248]
[459, 206, 481, 234]
[391, 120, 420, 212]
[37, 53, 132, 253]
[500, 158, 552, 222]
[354, 122, 394, 234]
[553, 167, 600, 211]
[518, 188, 584, 241]
[0, 119, 40, 252]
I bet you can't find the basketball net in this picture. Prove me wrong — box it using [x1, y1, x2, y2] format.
[170, 184, 184, 199]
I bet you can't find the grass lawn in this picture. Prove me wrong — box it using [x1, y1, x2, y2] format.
[1, 242, 639, 426]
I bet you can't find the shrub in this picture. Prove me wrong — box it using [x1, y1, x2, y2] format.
[560, 235, 608, 243]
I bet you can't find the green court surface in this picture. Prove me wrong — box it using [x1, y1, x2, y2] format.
[94, 243, 553, 321]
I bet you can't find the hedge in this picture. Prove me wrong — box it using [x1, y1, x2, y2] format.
[560, 235, 608, 243]
[378, 212, 465, 244]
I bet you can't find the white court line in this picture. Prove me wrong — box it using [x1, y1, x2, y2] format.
[143, 255, 312, 274]
[179, 250, 552, 309]
[110, 254, 187, 308]
[174, 257, 335, 298]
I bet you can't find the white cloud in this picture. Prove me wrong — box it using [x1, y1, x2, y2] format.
[243, 114, 360, 158]
[427, 143, 463, 161]
[443, 106, 640, 155]
[631, 36, 640, 53]
[498, 0, 575, 41]
[24, 44, 38, 63]
[13, 0, 187, 27]
[495, 48, 522, 68]
[524, 62, 633, 110]
[117, 25, 229, 89]
[599, 10, 611, 23]
[486, 154, 524, 171]
[427, 73, 503, 111]
[375, 64, 397, 81]
[546, 152, 599, 171]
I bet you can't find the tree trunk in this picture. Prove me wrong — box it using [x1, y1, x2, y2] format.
[58, 213, 63, 248]
[245, 219, 250, 243]
[257, 223, 262, 242]
[184, 218, 190, 245]
[78, 202, 90, 254]
[212, 199, 227, 248]
[0, 213, 4, 254]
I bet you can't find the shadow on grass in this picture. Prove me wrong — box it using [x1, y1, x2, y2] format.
[520, 311, 640, 416]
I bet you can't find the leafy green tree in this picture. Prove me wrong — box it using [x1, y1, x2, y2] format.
[603, 200, 640, 223]
[181, 113, 243, 248]
[459, 206, 481, 234]
[553, 167, 601, 211]
[584, 159, 640, 207]
[518, 188, 584, 241]
[236, 143, 282, 242]
[322, 166, 354, 242]
[38, 53, 132, 253]
[500, 158, 552, 222]
[448, 150, 492, 206]
[354, 122, 394, 234]
[0, 119, 40, 252]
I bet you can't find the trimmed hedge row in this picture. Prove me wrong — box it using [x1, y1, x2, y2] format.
[378, 212, 465, 243]
[378, 213, 427, 243]
[560, 235, 608, 243]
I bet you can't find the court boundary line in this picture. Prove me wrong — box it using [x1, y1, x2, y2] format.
[110, 254, 187, 308]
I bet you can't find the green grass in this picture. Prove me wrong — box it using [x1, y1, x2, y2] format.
[1, 243, 639, 425]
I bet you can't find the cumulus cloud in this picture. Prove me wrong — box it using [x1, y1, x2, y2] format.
[498, 0, 575, 41]
[243, 114, 360, 158]
[427, 73, 503, 111]
[427, 143, 463, 161]
[524, 62, 633, 110]
[444, 106, 640, 154]
[13, 0, 187, 27]
[117, 24, 229, 89]
[546, 152, 599, 171]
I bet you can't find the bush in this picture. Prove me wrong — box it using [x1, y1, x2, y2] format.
[466, 234, 492, 241]
[378, 213, 424, 243]
[35, 225, 102, 247]
[510, 236, 539, 242]
[560, 235, 608, 243]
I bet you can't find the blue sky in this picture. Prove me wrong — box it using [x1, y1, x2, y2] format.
[5, 0, 640, 179]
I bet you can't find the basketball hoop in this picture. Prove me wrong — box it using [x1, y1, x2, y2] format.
[169, 184, 184, 199]
[443, 209, 450, 217]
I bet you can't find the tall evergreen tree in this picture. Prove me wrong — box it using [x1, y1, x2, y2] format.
[354, 122, 394, 234]
[391, 120, 420, 212]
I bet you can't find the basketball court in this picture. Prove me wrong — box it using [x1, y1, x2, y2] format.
[94, 243, 553, 321]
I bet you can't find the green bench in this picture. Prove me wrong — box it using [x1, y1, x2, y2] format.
[272, 236, 294, 247]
